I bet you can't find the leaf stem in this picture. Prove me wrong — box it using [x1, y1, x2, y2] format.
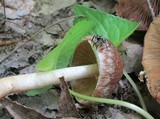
[69, 89, 154, 119]
[123, 69, 147, 111]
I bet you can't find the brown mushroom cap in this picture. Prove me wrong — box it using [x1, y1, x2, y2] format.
[71, 35, 123, 104]
[115, 0, 160, 30]
[142, 15, 160, 103]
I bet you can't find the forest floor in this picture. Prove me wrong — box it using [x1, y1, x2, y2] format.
[0, 0, 160, 119]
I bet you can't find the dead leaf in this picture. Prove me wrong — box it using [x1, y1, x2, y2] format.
[59, 77, 81, 118]
[1, 0, 35, 19]
[82, 0, 116, 13]
[14, 91, 59, 118]
[37, 0, 76, 15]
[1, 98, 51, 119]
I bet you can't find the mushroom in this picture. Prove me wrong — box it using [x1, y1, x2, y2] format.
[115, 0, 160, 30]
[0, 35, 123, 103]
[71, 35, 123, 104]
[142, 15, 160, 103]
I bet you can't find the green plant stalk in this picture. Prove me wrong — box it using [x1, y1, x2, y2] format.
[123, 69, 147, 111]
[69, 89, 154, 119]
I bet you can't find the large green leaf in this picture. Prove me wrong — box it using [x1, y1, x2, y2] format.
[74, 4, 139, 47]
[36, 20, 94, 71]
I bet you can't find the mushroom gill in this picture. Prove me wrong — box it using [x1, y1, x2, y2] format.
[142, 15, 160, 103]
[115, 0, 160, 30]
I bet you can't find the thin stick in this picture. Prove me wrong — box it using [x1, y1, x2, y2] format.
[0, 39, 29, 64]
[0, 40, 17, 46]
[2, 0, 6, 20]
[0, 64, 98, 99]
[146, 0, 155, 20]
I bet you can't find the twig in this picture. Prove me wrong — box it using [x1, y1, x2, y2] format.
[0, 40, 17, 46]
[0, 39, 29, 64]
[146, 0, 155, 20]
[0, 33, 21, 39]
[2, 0, 6, 20]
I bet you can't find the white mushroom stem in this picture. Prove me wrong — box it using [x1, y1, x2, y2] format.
[0, 64, 98, 99]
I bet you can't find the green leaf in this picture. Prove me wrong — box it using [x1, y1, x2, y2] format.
[74, 4, 139, 47]
[36, 20, 94, 71]
[26, 86, 52, 96]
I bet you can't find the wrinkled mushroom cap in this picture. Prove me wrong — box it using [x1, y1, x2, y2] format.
[71, 35, 123, 104]
[115, 0, 160, 30]
[142, 15, 160, 103]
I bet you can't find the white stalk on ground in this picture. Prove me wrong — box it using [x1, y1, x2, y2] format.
[0, 64, 98, 99]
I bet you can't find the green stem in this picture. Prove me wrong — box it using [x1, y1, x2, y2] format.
[123, 69, 147, 111]
[69, 89, 154, 119]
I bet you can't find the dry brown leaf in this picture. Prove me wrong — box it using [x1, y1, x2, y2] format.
[59, 77, 81, 118]
[1, 98, 50, 119]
